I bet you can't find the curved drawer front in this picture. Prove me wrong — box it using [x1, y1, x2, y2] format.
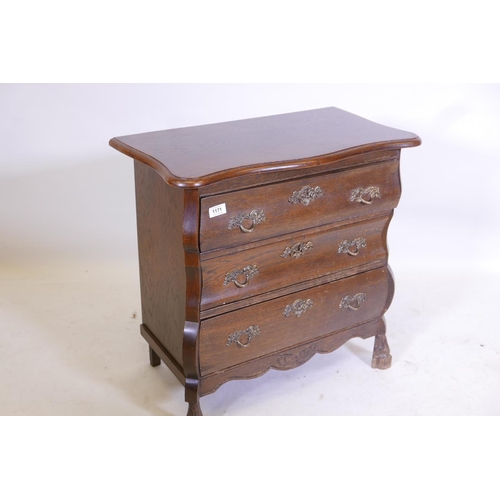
[200, 214, 390, 311]
[199, 267, 389, 375]
[200, 160, 400, 251]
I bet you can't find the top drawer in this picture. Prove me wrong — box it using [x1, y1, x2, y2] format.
[199, 160, 401, 252]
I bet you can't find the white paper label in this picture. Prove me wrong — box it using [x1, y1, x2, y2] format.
[209, 203, 227, 218]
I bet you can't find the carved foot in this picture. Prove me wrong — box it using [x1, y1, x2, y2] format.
[187, 402, 203, 416]
[149, 346, 161, 367]
[371, 332, 392, 370]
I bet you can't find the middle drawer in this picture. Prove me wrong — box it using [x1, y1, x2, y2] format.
[200, 214, 390, 311]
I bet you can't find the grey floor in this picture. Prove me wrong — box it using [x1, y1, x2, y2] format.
[2, 252, 499, 416]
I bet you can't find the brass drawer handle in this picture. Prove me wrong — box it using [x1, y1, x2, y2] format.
[289, 185, 323, 205]
[339, 293, 367, 311]
[338, 237, 367, 256]
[283, 299, 314, 317]
[226, 325, 260, 348]
[223, 265, 258, 288]
[281, 241, 313, 259]
[350, 186, 381, 205]
[228, 209, 266, 233]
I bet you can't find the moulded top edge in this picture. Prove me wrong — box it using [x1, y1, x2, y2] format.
[109, 107, 421, 188]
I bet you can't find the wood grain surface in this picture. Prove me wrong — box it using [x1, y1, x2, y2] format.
[110, 107, 420, 187]
[110, 107, 420, 415]
[198, 150, 400, 196]
[199, 267, 390, 375]
[200, 318, 380, 396]
[201, 213, 391, 310]
[181, 188, 203, 407]
[200, 160, 401, 251]
[134, 161, 185, 368]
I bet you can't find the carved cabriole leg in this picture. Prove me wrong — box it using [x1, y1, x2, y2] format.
[185, 374, 203, 416]
[371, 318, 392, 369]
[149, 346, 161, 367]
[371, 265, 395, 370]
[187, 401, 203, 416]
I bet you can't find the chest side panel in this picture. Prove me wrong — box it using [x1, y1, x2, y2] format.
[134, 161, 186, 368]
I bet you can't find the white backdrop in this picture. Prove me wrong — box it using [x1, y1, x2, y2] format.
[2, 0, 500, 483]
[1, 84, 499, 419]
[1, 83, 499, 269]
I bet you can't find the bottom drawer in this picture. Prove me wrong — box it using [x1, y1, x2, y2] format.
[199, 267, 389, 375]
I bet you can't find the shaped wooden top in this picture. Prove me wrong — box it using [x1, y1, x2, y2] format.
[109, 107, 421, 188]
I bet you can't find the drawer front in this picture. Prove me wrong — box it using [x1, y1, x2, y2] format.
[199, 267, 389, 375]
[201, 214, 390, 310]
[199, 160, 400, 251]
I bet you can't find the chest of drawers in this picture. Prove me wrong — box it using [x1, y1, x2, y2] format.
[109, 107, 420, 415]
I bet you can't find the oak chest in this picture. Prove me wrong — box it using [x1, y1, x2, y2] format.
[109, 107, 420, 415]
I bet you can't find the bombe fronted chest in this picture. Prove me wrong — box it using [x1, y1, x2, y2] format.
[109, 107, 421, 416]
